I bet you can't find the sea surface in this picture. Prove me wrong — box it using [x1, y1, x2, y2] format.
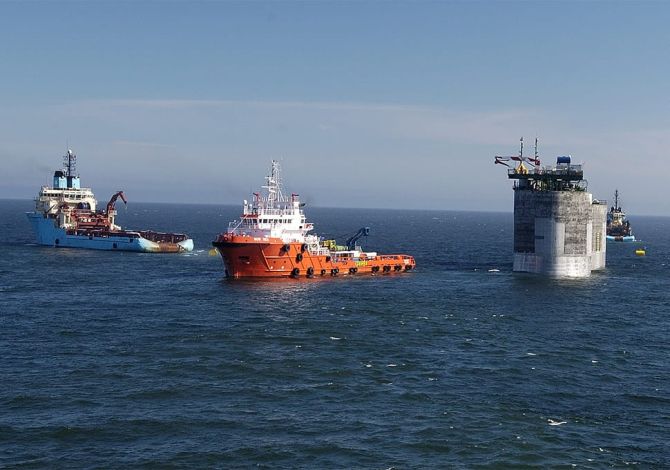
[1, 199, 668, 468]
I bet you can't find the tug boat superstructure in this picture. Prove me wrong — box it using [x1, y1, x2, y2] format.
[212, 160, 416, 279]
[26, 150, 193, 252]
[606, 189, 635, 242]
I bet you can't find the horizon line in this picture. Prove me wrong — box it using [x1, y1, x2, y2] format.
[3, 197, 669, 218]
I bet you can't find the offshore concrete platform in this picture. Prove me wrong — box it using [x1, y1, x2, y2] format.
[495, 139, 607, 277]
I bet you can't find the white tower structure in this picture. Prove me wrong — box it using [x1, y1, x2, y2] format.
[495, 139, 607, 277]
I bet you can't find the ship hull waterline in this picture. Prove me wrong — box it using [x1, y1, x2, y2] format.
[213, 240, 415, 279]
[606, 235, 636, 242]
[27, 213, 194, 253]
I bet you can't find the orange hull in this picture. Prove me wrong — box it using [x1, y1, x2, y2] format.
[213, 234, 416, 279]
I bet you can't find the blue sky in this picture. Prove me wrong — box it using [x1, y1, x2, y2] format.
[1, 1, 669, 214]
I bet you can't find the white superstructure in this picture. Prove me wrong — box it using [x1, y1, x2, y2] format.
[227, 160, 326, 252]
[32, 150, 122, 231]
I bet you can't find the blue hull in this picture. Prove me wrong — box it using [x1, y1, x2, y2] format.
[606, 235, 636, 242]
[26, 213, 193, 252]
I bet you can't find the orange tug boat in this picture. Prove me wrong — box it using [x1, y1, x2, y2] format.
[213, 161, 416, 279]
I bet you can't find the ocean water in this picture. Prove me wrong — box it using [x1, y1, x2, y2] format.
[1, 199, 668, 468]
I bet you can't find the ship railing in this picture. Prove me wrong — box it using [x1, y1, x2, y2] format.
[228, 220, 243, 231]
[244, 207, 297, 216]
[139, 231, 189, 243]
[227, 221, 263, 232]
[229, 219, 311, 232]
[73, 228, 142, 239]
[228, 218, 266, 231]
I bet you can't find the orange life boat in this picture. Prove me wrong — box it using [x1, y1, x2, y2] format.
[212, 161, 416, 279]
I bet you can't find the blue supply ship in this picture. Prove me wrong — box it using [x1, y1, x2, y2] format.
[26, 150, 194, 253]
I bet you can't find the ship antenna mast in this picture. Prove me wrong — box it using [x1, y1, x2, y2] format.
[263, 160, 285, 209]
[274, 160, 284, 203]
[63, 148, 76, 178]
[519, 137, 523, 159]
[614, 189, 619, 210]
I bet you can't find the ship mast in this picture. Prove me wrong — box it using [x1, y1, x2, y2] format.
[614, 189, 619, 210]
[262, 160, 285, 209]
[63, 149, 77, 188]
[63, 149, 76, 177]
